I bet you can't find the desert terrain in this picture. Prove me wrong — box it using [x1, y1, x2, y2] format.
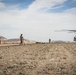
[0, 43, 76, 75]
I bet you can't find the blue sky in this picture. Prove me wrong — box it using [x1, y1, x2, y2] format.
[0, 0, 35, 9]
[50, 0, 76, 13]
[0, 0, 76, 42]
[0, 0, 76, 12]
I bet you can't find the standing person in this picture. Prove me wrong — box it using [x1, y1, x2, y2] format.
[49, 39, 51, 43]
[74, 36, 76, 42]
[0, 38, 1, 44]
[20, 34, 23, 44]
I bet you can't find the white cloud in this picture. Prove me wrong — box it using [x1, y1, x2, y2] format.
[64, 7, 76, 14]
[26, 0, 67, 12]
[0, 2, 6, 9]
[0, 0, 76, 41]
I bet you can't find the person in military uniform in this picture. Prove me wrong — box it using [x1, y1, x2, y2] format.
[49, 39, 51, 43]
[74, 36, 76, 42]
[20, 34, 24, 44]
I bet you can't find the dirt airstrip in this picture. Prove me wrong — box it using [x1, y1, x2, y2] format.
[0, 43, 76, 75]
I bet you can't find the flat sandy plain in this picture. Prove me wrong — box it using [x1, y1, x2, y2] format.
[0, 43, 76, 75]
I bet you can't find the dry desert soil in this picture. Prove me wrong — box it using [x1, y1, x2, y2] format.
[0, 43, 76, 75]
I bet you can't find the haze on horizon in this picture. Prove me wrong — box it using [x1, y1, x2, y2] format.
[0, 0, 76, 42]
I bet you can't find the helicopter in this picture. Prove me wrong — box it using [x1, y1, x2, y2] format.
[55, 29, 76, 42]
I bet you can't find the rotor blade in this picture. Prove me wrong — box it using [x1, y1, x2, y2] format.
[55, 29, 68, 32]
[67, 30, 76, 32]
[55, 29, 76, 32]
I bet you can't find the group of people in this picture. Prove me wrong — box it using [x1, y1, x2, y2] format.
[20, 34, 51, 45]
[0, 34, 51, 45]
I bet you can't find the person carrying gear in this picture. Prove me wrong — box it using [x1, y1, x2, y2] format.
[49, 39, 51, 43]
[20, 34, 23, 44]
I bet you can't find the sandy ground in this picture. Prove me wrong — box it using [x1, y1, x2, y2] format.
[0, 43, 76, 75]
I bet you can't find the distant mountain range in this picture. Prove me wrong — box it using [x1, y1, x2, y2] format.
[0, 36, 7, 40]
[3, 38, 30, 42]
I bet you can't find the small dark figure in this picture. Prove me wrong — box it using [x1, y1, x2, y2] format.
[49, 39, 51, 43]
[20, 34, 23, 44]
[74, 36, 76, 41]
[0, 37, 1, 44]
[0, 39, 1, 44]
